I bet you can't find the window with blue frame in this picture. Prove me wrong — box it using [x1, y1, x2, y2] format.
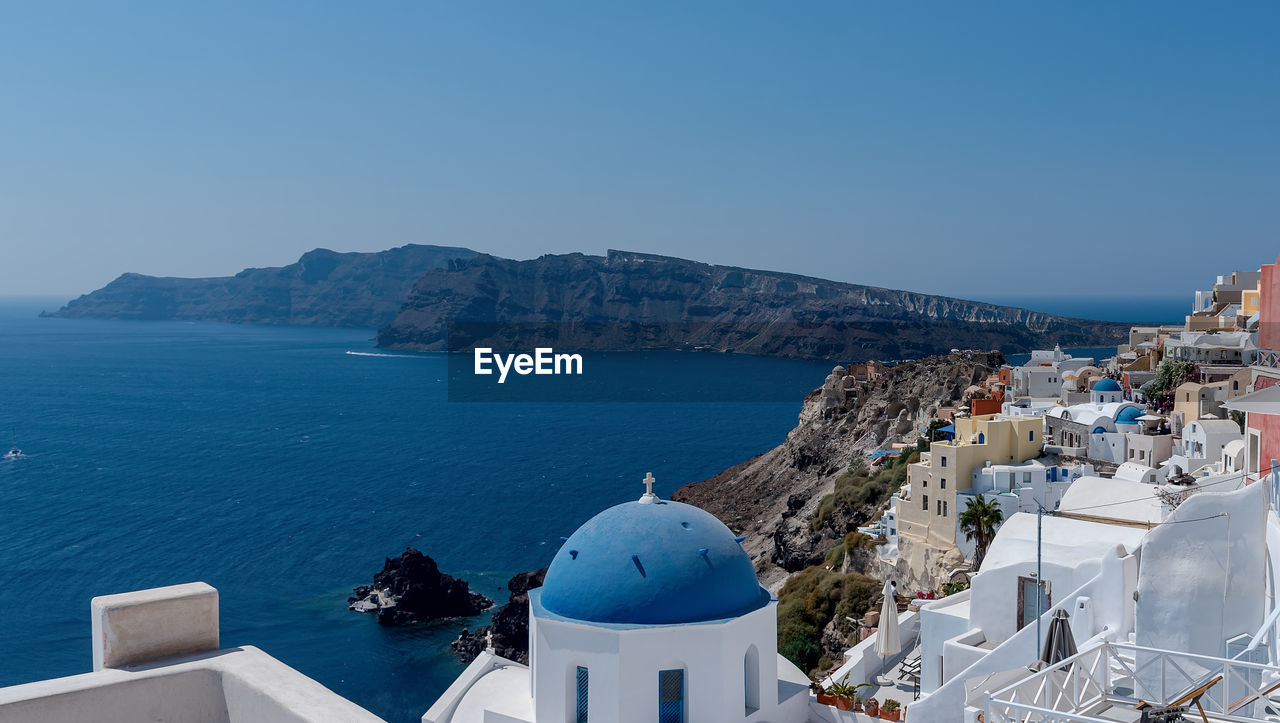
[575, 666, 588, 722]
[659, 669, 685, 723]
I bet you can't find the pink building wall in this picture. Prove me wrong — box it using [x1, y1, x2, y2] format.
[1260, 254, 1280, 352]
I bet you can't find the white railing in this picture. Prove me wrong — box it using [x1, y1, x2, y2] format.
[985, 642, 1280, 723]
[1266, 460, 1280, 517]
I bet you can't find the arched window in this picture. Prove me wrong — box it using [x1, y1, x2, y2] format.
[659, 669, 685, 723]
[1029, 429, 1035, 442]
[575, 666, 589, 723]
[744, 645, 760, 714]
[977, 433, 985, 444]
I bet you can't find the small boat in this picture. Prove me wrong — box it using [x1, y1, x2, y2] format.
[4, 447, 21, 459]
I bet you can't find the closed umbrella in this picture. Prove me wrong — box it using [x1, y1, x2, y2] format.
[875, 580, 901, 659]
[1040, 608, 1077, 665]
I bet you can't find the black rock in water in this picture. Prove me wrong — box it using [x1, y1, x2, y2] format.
[349, 548, 492, 625]
[452, 567, 548, 664]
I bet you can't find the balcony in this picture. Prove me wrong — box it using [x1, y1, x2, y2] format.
[983, 642, 1280, 722]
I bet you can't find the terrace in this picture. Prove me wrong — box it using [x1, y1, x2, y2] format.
[983, 641, 1280, 723]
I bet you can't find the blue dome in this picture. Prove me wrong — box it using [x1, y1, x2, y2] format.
[1116, 405, 1144, 424]
[1093, 378, 1122, 392]
[540, 499, 769, 625]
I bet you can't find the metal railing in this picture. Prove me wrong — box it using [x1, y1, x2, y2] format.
[985, 642, 1280, 723]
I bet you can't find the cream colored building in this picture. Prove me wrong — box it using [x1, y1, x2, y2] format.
[1173, 380, 1231, 422]
[898, 414, 1043, 548]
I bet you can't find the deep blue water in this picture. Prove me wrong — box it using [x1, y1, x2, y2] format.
[975, 295, 1187, 324]
[0, 298, 833, 723]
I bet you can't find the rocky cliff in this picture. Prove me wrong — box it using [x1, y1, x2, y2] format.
[672, 351, 1005, 590]
[377, 251, 1128, 360]
[451, 567, 548, 665]
[44, 244, 477, 328]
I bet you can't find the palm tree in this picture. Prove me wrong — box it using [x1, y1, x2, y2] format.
[959, 494, 1004, 568]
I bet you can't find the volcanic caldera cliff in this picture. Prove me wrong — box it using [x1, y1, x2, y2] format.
[377, 251, 1127, 360]
[673, 351, 1005, 590]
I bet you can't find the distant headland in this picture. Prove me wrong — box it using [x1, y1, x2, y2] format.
[41, 244, 478, 328]
[44, 245, 1129, 361]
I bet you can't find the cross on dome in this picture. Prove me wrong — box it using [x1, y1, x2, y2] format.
[639, 472, 659, 504]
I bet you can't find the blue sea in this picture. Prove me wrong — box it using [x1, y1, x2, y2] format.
[976, 295, 1188, 325]
[0, 298, 834, 723]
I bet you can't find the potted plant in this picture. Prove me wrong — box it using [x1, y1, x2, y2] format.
[850, 682, 873, 712]
[863, 697, 879, 717]
[821, 675, 871, 711]
[880, 698, 901, 721]
[825, 677, 856, 711]
[815, 680, 837, 707]
[812, 681, 837, 706]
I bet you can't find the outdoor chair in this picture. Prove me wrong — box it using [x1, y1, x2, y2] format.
[1134, 673, 1222, 723]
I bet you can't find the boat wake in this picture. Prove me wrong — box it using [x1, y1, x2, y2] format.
[345, 350, 419, 359]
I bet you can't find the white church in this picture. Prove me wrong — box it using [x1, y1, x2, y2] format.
[422, 474, 815, 723]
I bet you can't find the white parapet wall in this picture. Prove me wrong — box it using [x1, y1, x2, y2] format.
[92, 582, 220, 670]
[0, 582, 384, 722]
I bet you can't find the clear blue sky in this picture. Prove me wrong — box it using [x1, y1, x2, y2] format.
[2, 2, 1276, 299]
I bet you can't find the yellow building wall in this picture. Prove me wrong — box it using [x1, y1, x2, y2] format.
[1243, 287, 1260, 318]
[898, 415, 1043, 549]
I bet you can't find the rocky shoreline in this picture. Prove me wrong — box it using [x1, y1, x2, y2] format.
[451, 567, 547, 665]
[348, 548, 492, 626]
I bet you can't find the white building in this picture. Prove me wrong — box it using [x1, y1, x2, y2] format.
[913, 513, 1147, 697]
[1159, 418, 1245, 478]
[1164, 329, 1258, 366]
[956, 458, 1095, 559]
[1006, 346, 1094, 401]
[424, 478, 812, 723]
[1112, 461, 1159, 485]
[1009, 366, 1063, 400]
[0, 583, 381, 721]
[999, 397, 1060, 418]
[1043, 379, 1146, 461]
[907, 470, 1280, 722]
[1180, 418, 1244, 466]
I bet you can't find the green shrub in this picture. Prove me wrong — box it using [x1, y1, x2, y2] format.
[810, 461, 906, 532]
[777, 565, 879, 675]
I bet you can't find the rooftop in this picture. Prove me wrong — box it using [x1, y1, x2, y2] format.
[0, 583, 380, 722]
[540, 492, 769, 625]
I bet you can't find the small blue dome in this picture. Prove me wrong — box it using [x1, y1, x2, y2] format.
[1093, 378, 1122, 392]
[1116, 405, 1144, 424]
[540, 499, 768, 625]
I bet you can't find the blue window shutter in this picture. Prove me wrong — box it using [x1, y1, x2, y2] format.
[576, 666, 589, 722]
[659, 669, 685, 723]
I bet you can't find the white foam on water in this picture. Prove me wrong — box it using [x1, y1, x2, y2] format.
[344, 350, 419, 359]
